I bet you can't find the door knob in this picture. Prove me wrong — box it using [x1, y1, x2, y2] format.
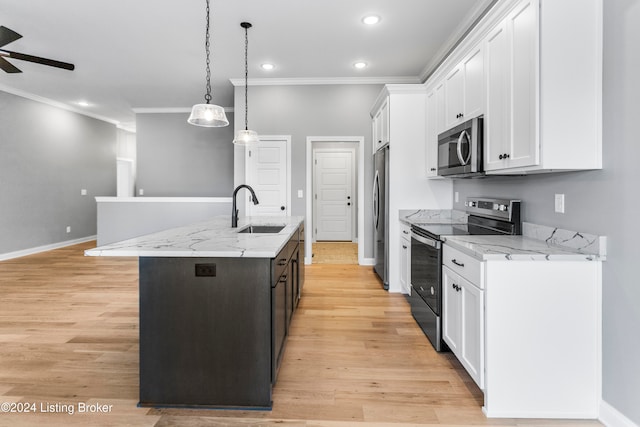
[347, 202, 351, 206]
[280, 206, 285, 211]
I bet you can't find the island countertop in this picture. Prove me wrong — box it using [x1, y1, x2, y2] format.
[84, 215, 304, 258]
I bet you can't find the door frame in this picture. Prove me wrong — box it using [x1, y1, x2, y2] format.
[312, 147, 357, 243]
[244, 135, 292, 216]
[306, 136, 365, 265]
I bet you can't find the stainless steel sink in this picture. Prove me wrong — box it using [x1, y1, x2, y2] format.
[237, 225, 285, 234]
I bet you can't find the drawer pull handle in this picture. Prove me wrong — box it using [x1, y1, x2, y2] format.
[403, 230, 409, 235]
[402, 245, 407, 249]
[278, 259, 287, 266]
[452, 283, 461, 292]
[452, 259, 465, 267]
[279, 275, 288, 283]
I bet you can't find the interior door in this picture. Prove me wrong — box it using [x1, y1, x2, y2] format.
[314, 150, 354, 241]
[246, 138, 288, 216]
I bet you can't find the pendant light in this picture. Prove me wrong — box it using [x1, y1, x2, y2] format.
[233, 22, 259, 145]
[188, 0, 229, 127]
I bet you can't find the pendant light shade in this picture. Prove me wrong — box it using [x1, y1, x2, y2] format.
[188, 104, 229, 127]
[233, 22, 259, 145]
[188, 0, 229, 128]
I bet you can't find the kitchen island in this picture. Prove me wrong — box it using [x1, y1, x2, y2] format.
[85, 215, 305, 410]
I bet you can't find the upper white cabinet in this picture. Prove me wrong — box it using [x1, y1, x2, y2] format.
[425, 0, 603, 175]
[444, 45, 485, 130]
[425, 90, 439, 177]
[372, 98, 389, 154]
[485, 0, 539, 171]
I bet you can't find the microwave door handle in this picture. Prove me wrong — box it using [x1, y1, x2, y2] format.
[456, 130, 471, 165]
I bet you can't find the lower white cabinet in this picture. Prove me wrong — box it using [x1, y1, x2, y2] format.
[399, 223, 411, 294]
[442, 242, 602, 418]
[442, 265, 484, 389]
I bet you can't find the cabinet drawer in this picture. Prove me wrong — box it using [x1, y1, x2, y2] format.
[443, 244, 483, 288]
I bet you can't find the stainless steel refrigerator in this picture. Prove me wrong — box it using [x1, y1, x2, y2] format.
[373, 145, 389, 290]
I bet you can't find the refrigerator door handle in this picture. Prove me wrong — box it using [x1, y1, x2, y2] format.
[373, 170, 380, 230]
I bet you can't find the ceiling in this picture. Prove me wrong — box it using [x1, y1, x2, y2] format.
[0, 0, 493, 130]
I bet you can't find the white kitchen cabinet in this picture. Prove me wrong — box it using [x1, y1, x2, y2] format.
[372, 97, 389, 154]
[399, 223, 411, 295]
[442, 246, 485, 389]
[442, 241, 601, 418]
[425, 89, 439, 177]
[371, 85, 453, 294]
[444, 45, 485, 130]
[483, 0, 602, 174]
[484, 0, 538, 171]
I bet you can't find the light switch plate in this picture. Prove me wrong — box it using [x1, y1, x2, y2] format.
[81, 189, 87, 196]
[297, 190, 303, 198]
[455, 191, 459, 203]
[555, 194, 565, 213]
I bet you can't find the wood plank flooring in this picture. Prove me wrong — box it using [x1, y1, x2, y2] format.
[0, 242, 601, 426]
[312, 242, 358, 264]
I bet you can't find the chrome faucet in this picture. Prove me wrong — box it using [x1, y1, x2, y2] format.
[232, 184, 259, 228]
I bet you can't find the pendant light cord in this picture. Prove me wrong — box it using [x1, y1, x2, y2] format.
[204, 0, 212, 104]
[243, 23, 249, 131]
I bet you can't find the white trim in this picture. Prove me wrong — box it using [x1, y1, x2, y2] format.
[0, 236, 97, 261]
[600, 401, 639, 427]
[419, 0, 497, 81]
[306, 136, 365, 266]
[361, 257, 376, 266]
[132, 107, 235, 114]
[229, 76, 420, 87]
[95, 197, 232, 203]
[0, 84, 119, 125]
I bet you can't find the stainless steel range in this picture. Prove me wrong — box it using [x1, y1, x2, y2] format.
[407, 197, 521, 351]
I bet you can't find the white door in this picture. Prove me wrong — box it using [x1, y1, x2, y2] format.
[116, 158, 134, 197]
[313, 150, 354, 241]
[245, 138, 288, 216]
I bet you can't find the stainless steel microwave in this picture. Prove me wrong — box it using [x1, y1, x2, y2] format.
[437, 116, 483, 178]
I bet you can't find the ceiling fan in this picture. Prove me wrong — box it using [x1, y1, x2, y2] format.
[0, 26, 74, 73]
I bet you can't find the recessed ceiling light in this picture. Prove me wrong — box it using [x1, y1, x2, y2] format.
[354, 62, 368, 69]
[362, 15, 380, 25]
[77, 101, 90, 107]
[261, 63, 275, 71]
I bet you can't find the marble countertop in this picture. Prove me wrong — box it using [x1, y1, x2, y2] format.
[85, 215, 304, 258]
[444, 234, 604, 262]
[400, 209, 468, 225]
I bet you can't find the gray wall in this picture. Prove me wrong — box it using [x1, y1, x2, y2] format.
[136, 112, 235, 197]
[0, 90, 116, 254]
[453, 0, 640, 422]
[234, 84, 383, 258]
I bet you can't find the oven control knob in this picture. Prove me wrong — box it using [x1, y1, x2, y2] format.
[430, 286, 435, 295]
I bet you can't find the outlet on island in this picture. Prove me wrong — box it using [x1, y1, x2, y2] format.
[195, 263, 216, 277]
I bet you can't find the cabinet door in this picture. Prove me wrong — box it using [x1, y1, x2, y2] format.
[442, 266, 461, 354]
[484, 20, 510, 171]
[399, 237, 411, 294]
[463, 45, 484, 120]
[380, 99, 390, 147]
[435, 82, 446, 135]
[506, 0, 538, 169]
[461, 278, 484, 389]
[445, 66, 464, 129]
[272, 276, 286, 383]
[425, 90, 439, 177]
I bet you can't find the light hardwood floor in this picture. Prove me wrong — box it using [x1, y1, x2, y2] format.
[0, 242, 601, 427]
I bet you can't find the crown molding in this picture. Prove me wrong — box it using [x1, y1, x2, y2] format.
[419, 0, 498, 82]
[229, 76, 420, 87]
[0, 84, 120, 125]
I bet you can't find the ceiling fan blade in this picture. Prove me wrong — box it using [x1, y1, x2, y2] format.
[0, 26, 22, 48]
[0, 56, 22, 73]
[0, 49, 74, 71]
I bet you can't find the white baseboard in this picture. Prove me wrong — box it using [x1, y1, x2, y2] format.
[600, 401, 639, 427]
[0, 236, 97, 261]
[360, 257, 375, 266]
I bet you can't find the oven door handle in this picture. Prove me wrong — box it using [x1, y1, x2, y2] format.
[411, 233, 440, 248]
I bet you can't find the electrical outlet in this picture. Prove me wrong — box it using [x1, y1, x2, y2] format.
[139, 188, 144, 196]
[554, 194, 565, 213]
[297, 190, 303, 198]
[195, 263, 216, 277]
[81, 189, 87, 196]
[66, 226, 71, 233]
[455, 191, 459, 203]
